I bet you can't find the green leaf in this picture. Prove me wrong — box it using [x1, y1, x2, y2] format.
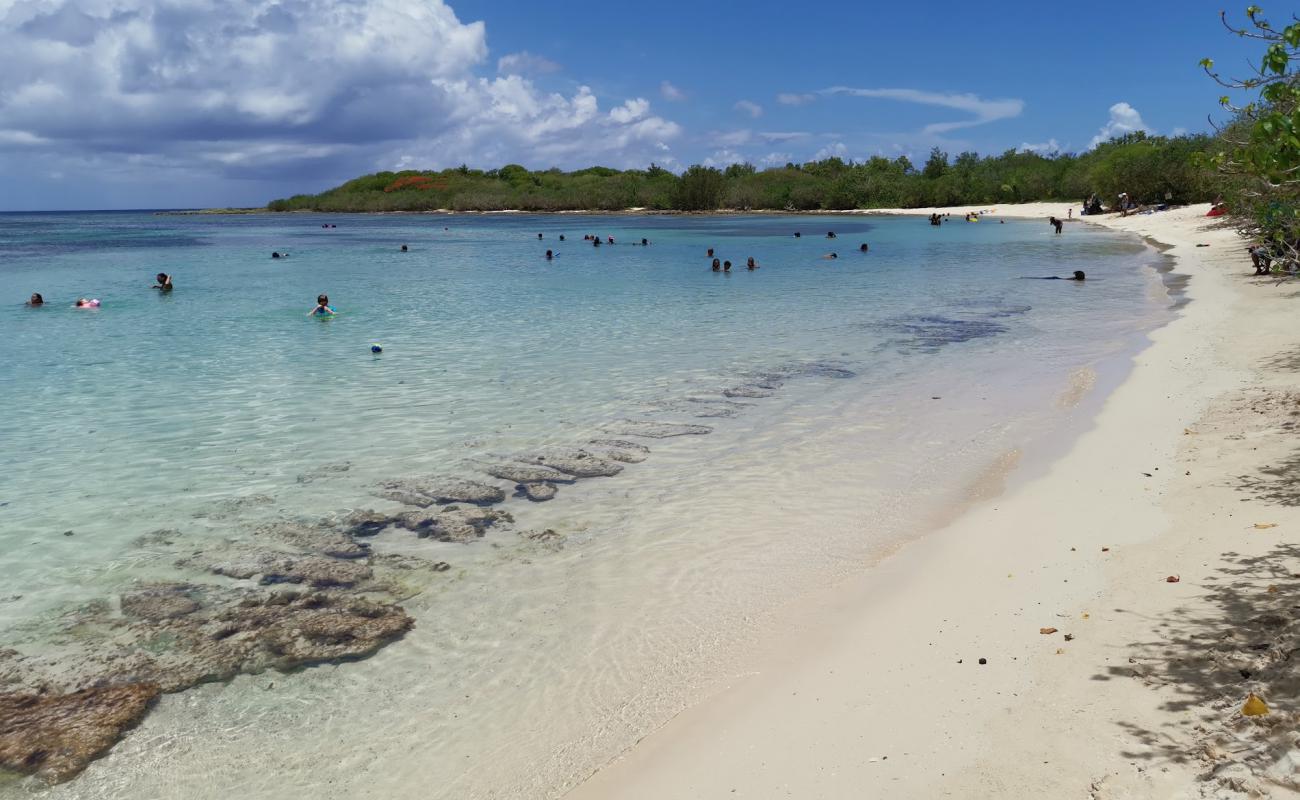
[1200, 57, 1215, 69]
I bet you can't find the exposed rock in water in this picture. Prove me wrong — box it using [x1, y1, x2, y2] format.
[181, 550, 373, 589]
[481, 463, 574, 484]
[375, 477, 507, 508]
[723, 385, 775, 398]
[518, 482, 557, 502]
[120, 584, 201, 621]
[603, 420, 713, 439]
[340, 510, 397, 538]
[518, 448, 624, 478]
[395, 506, 511, 542]
[257, 521, 369, 560]
[0, 683, 160, 784]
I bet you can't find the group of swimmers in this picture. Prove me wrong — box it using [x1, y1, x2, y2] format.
[25, 272, 174, 309]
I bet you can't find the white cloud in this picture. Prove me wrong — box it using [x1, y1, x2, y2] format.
[1171, 126, 1188, 137]
[821, 87, 1024, 134]
[760, 152, 793, 166]
[0, 0, 685, 198]
[734, 100, 763, 118]
[777, 93, 816, 106]
[1018, 138, 1061, 154]
[812, 141, 849, 161]
[759, 131, 811, 142]
[1089, 102, 1151, 148]
[497, 51, 561, 75]
[702, 149, 747, 167]
[660, 81, 686, 101]
[714, 129, 753, 147]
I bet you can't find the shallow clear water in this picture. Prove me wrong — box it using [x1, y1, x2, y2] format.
[0, 211, 1169, 798]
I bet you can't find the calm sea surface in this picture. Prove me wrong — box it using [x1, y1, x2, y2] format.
[0, 211, 1170, 798]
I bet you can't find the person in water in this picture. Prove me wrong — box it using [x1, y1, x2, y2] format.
[859, 243, 869, 252]
[707, 247, 714, 257]
[723, 260, 732, 272]
[537, 233, 543, 240]
[74, 298, 100, 308]
[153, 273, 173, 292]
[826, 231, 836, 239]
[746, 257, 757, 270]
[559, 234, 566, 241]
[794, 232, 802, 238]
[545, 249, 554, 260]
[1049, 216, 1064, 234]
[1031, 271, 1086, 281]
[823, 252, 838, 260]
[711, 258, 721, 272]
[309, 294, 336, 316]
[26, 292, 43, 307]
[400, 244, 408, 252]
[641, 238, 649, 246]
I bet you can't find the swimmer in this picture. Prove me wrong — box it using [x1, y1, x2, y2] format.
[711, 258, 721, 272]
[859, 243, 869, 252]
[545, 249, 554, 260]
[559, 234, 566, 241]
[74, 298, 100, 308]
[746, 257, 757, 270]
[400, 244, 408, 252]
[827, 231, 836, 239]
[26, 292, 44, 307]
[608, 236, 615, 244]
[1049, 216, 1064, 234]
[641, 238, 648, 246]
[593, 238, 601, 247]
[707, 248, 714, 257]
[1026, 271, 1086, 281]
[272, 251, 282, 259]
[309, 294, 336, 316]
[723, 260, 732, 272]
[537, 233, 543, 240]
[153, 273, 173, 292]
[794, 232, 801, 238]
[822, 253, 838, 260]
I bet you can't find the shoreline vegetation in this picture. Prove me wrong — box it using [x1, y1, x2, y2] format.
[263, 134, 1219, 215]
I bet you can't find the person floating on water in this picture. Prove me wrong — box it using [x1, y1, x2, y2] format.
[153, 273, 173, 293]
[711, 258, 721, 272]
[747, 257, 757, 270]
[1049, 216, 1064, 234]
[74, 298, 100, 308]
[1026, 271, 1086, 281]
[309, 294, 336, 316]
[26, 293, 43, 307]
[823, 253, 838, 260]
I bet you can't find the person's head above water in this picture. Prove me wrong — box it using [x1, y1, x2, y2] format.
[545, 249, 553, 259]
[318, 294, 328, 305]
[400, 244, 408, 252]
[711, 258, 721, 271]
[27, 292, 43, 306]
[859, 243, 869, 252]
[1072, 270, 1086, 281]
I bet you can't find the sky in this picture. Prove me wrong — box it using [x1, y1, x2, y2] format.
[0, 0, 1269, 210]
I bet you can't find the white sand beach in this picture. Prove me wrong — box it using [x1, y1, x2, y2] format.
[568, 204, 1300, 799]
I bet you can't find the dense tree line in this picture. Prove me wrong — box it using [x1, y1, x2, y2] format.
[266, 134, 1222, 214]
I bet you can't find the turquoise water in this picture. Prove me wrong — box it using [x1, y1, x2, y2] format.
[0, 211, 1168, 797]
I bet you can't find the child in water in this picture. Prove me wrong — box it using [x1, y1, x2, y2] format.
[153, 273, 173, 292]
[309, 294, 336, 316]
[74, 298, 100, 308]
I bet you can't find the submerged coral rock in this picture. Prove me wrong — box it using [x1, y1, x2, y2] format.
[518, 482, 558, 502]
[395, 506, 510, 542]
[257, 522, 369, 560]
[723, 385, 775, 398]
[482, 463, 574, 484]
[376, 477, 506, 507]
[604, 420, 713, 439]
[518, 448, 624, 478]
[0, 683, 160, 784]
[340, 510, 397, 538]
[185, 550, 372, 589]
[587, 439, 651, 463]
[120, 584, 202, 621]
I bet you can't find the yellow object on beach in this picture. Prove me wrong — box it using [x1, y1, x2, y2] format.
[1242, 693, 1269, 716]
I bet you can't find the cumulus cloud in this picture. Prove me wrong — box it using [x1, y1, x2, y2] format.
[497, 51, 561, 75]
[1089, 102, 1150, 148]
[1019, 138, 1061, 154]
[734, 100, 763, 118]
[0, 0, 683, 205]
[777, 93, 816, 106]
[660, 81, 686, 101]
[713, 129, 753, 147]
[822, 87, 1024, 134]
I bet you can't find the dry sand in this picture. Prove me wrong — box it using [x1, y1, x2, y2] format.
[567, 204, 1300, 799]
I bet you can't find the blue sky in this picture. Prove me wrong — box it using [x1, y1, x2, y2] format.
[0, 0, 1266, 210]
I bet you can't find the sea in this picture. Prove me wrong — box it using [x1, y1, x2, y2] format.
[0, 210, 1175, 798]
